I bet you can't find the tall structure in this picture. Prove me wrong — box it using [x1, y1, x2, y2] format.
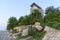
[30, 3, 43, 13]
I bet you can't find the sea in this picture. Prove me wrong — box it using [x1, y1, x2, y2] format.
[0, 26, 12, 40]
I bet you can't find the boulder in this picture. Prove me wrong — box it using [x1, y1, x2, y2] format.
[34, 26, 43, 31]
[42, 26, 60, 40]
[33, 22, 43, 31]
[42, 32, 60, 40]
[44, 26, 59, 32]
[14, 26, 29, 33]
[35, 22, 40, 26]
[21, 29, 29, 36]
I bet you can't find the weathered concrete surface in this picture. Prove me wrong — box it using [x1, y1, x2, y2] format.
[0, 31, 12, 40]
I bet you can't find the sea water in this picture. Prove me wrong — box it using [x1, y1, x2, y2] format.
[0, 31, 12, 40]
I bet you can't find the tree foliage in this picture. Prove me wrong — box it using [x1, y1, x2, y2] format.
[45, 6, 60, 30]
[7, 9, 43, 30]
[29, 9, 43, 24]
[45, 6, 60, 14]
[45, 6, 60, 23]
[18, 9, 43, 26]
[7, 17, 17, 30]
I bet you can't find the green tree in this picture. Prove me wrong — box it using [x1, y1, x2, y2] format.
[45, 6, 60, 30]
[29, 9, 43, 24]
[45, 6, 60, 23]
[23, 15, 31, 25]
[18, 16, 24, 26]
[7, 17, 17, 30]
[45, 6, 55, 14]
[18, 15, 32, 25]
[18, 9, 43, 25]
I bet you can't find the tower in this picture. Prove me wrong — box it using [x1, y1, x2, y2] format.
[30, 3, 43, 13]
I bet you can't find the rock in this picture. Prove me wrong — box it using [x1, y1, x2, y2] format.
[34, 26, 43, 31]
[42, 32, 60, 40]
[33, 22, 43, 31]
[14, 26, 29, 33]
[44, 26, 59, 32]
[14, 26, 29, 36]
[35, 22, 40, 26]
[25, 36, 33, 40]
[42, 26, 60, 40]
[21, 29, 29, 36]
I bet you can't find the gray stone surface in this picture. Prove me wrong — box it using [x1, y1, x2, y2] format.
[43, 26, 60, 40]
[44, 26, 59, 32]
[42, 32, 60, 40]
[0, 31, 12, 40]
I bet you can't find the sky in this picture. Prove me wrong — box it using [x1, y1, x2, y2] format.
[0, 0, 60, 30]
